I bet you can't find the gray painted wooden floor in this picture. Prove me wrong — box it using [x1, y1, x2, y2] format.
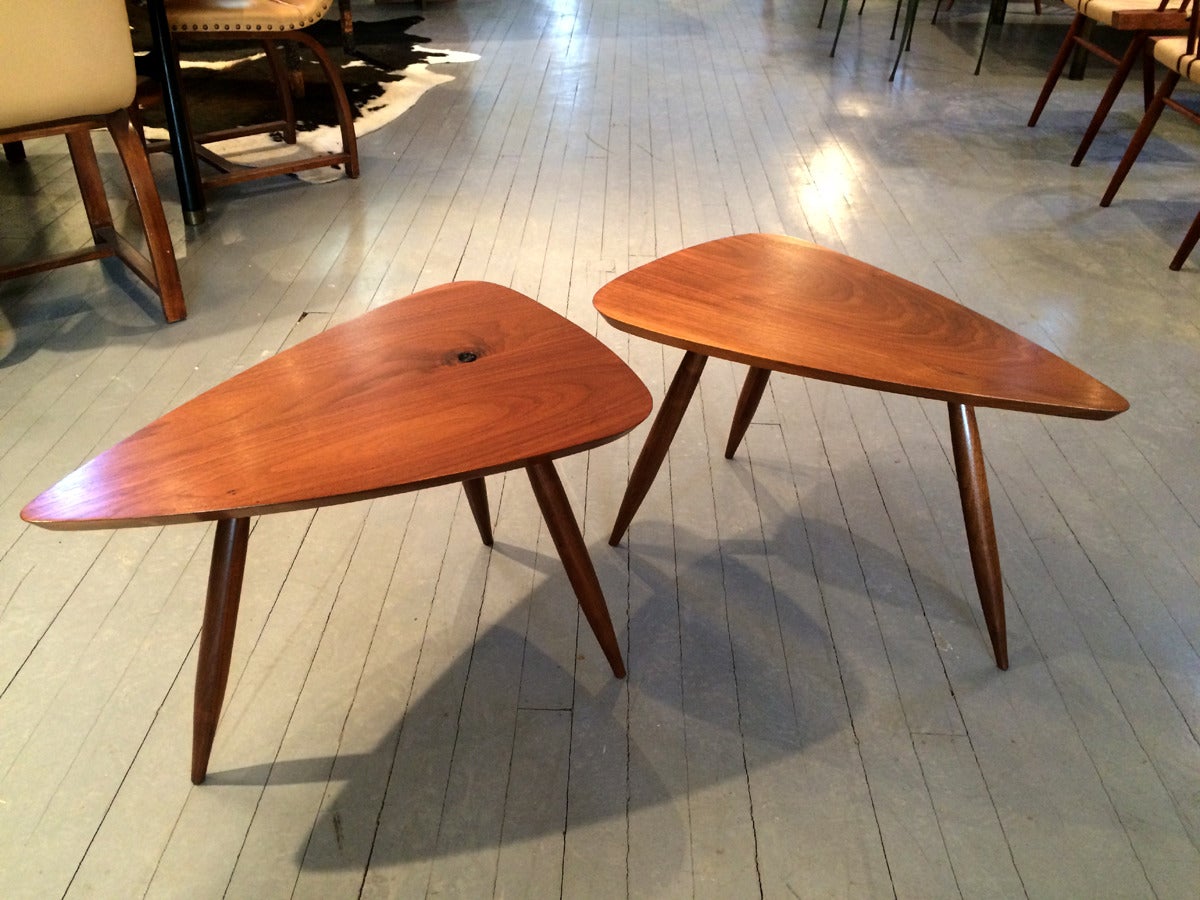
[2, 1, 1198, 896]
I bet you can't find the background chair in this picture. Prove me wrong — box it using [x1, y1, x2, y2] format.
[965, 0, 1043, 75]
[820, 0, 905, 58]
[1027, 0, 1192, 166]
[1100, 0, 1200, 269]
[889, 0, 1041, 80]
[0, 0, 185, 323]
[158, 0, 360, 189]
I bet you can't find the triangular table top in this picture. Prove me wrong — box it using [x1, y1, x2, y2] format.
[594, 233, 1128, 420]
[24, 281, 652, 529]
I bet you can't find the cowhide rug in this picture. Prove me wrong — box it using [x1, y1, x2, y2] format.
[124, 6, 477, 178]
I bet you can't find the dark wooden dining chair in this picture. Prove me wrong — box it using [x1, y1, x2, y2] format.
[0, 0, 185, 323]
[1100, 0, 1200, 269]
[152, 0, 359, 190]
[1027, 0, 1192, 165]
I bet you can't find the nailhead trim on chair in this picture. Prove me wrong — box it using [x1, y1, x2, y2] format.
[173, 22, 322, 32]
[168, 0, 330, 34]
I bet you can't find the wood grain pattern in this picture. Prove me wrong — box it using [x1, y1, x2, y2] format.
[22, 282, 652, 529]
[594, 233, 1129, 420]
[596, 233, 1128, 668]
[21, 282, 650, 780]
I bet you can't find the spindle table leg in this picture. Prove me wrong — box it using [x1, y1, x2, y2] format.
[948, 403, 1008, 670]
[192, 517, 251, 784]
[527, 460, 625, 678]
[609, 351, 708, 545]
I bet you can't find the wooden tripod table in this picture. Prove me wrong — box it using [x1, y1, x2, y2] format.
[22, 282, 651, 783]
[594, 234, 1128, 670]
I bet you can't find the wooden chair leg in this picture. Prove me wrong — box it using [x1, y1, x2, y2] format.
[463, 477, 493, 546]
[1029, 15, 1085, 126]
[1142, 41, 1156, 109]
[192, 517, 251, 784]
[3, 140, 26, 163]
[1071, 34, 1147, 167]
[725, 366, 772, 460]
[261, 40, 298, 144]
[526, 460, 626, 679]
[1169, 208, 1200, 271]
[174, 28, 358, 188]
[609, 350, 708, 546]
[291, 31, 360, 178]
[948, 403, 1007, 670]
[338, 0, 355, 54]
[1068, 18, 1095, 79]
[105, 110, 187, 324]
[1101, 71, 1178, 208]
[283, 42, 306, 98]
[64, 127, 116, 239]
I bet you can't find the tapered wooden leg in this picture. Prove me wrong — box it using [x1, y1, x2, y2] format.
[1101, 71, 1177, 208]
[106, 110, 187, 324]
[1169, 209, 1200, 272]
[1071, 35, 1147, 167]
[1068, 19, 1095, 80]
[947, 404, 1007, 670]
[293, 32, 360, 178]
[1028, 14, 1085, 127]
[526, 460, 626, 679]
[463, 477, 493, 546]
[64, 128, 115, 238]
[192, 517, 251, 784]
[1141, 44, 1155, 110]
[609, 351, 708, 546]
[725, 366, 772, 460]
[261, 40, 298, 144]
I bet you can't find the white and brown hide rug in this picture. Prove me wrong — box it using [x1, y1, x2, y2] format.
[126, 7, 477, 181]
